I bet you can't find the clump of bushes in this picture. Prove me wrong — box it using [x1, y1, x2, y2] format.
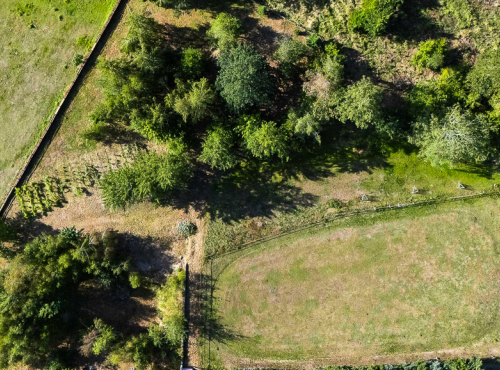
[273, 36, 310, 78]
[412, 39, 447, 70]
[179, 47, 205, 79]
[207, 12, 242, 50]
[257, 5, 267, 16]
[349, 0, 403, 36]
[100, 151, 192, 209]
[322, 357, 483, 370]
[76, 35, 94, 52]
[72, 53, 84, 66]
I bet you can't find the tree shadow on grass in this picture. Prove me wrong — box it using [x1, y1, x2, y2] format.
[190, 272, 246, 346]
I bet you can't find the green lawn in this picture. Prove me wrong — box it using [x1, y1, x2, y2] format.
[213, 197, 500, 367]
[0, 0, 117, 203]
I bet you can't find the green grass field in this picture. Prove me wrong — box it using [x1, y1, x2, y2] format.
[212, 197, 500, 367]
[0, 0, 117, 203]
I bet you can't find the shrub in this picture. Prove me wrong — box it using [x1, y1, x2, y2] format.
[180, 47, 205, 78]
[407, 68, 467, 116]
[440, 0, 476, 29]
[412, 39, 447, 70]
[467, 49, 500, 100]
[100, 151, 192, 209]
[257, 5, 267, 16]
[91, 319, 116, 355]
[274, 37, 310, 78]
[238, 115, 289, 159]
[76, 35, 94, 51]
[216, 43, 275, 113]
[156, 270, 186, 344]
[348, 0, 403, 36]
[199, 125, 237, 170]
[336, 76, 384, 129]
[410, 105, 492, 167]
[177, 221, 197, 238]
[129, 272, 142, 289]
[306, 33, 321, 48]
[207, 13, 242, 50]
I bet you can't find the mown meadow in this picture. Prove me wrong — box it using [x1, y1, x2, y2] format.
[0, 0, 117, 203]
[213, 196, 500, 367]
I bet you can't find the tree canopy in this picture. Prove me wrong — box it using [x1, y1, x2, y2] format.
[216, 43, 275, 113]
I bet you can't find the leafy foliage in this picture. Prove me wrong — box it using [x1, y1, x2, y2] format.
[121, 12, 163, 54]
[349, 0, 403, 36]
[180, 47, 205, 79]
[216, 43, 275, 113]
[336, 76, 384, 129]
[169, 78, 216, 123]
[439, 0, 476, 29]
[412, 39, 447, 70]
[155, 269, 187, 344]
[207, 13, 242, 50]
[407, 68, 467, 117]
[238, 115, 289, 159]
[410, 105, 492, 167]
[273, 36, 310, 78]
[0, 229, 129, 368]
[199, 125, 238, 170]
[467, 49, 500, 101]
[100, 151, 192, 209]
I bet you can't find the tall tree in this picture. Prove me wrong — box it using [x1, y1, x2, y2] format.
[410, 106, 492, 167]
[216, 44, 275, 113]
[336, 76, 384, 129]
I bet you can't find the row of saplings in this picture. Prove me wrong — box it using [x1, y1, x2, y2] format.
[0, 223, 187, 369]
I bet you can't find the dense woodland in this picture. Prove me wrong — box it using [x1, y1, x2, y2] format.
[1, 0, 500, 368]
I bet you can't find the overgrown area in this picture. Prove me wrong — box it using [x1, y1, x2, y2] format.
[0, 223, 186, 369]
[3, 0, 500, 368]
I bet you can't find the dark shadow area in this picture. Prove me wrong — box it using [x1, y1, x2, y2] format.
[190, 272, 245, 345]
[342, 47, 375, 83]
[243, 16, 282, 56]
[81, 124, 148, 147]
[121, 232, 176, 282]
[164, 23, 211, 50]
[197, 126, 389, 223]
[386, 0, 451, 42]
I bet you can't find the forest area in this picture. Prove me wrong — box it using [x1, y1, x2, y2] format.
[1, 0, 500, 368]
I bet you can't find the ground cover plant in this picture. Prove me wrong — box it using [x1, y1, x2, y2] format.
[211, 196, 500, 367]
[0, 0, 118, 203]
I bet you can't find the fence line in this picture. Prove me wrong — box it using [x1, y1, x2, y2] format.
[202, 191, 500, 369]
[206, 190, 497, 267]
[0, 0, 129, 219]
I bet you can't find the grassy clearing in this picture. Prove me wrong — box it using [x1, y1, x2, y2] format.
[212, 196, 500, 367]
[0, 0, 117, 202]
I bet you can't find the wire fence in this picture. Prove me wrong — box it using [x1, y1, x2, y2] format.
[200, 189, 500, 369]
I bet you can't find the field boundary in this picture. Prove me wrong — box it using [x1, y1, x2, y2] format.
[0, 0, 128, 219]
[205, 190, 498, 265]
